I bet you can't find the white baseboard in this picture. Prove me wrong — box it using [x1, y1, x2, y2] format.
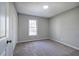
[51, 39, 79, 50]
[17, 38, 48, 44]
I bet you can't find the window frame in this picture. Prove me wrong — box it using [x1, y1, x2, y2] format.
[28, 20, 37, 36]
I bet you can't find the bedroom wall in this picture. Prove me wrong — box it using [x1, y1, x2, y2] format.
[49, 6, 79, 50]
[18, 14, 49, 43]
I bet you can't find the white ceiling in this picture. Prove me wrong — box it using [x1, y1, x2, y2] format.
[15, 2, 79, 18]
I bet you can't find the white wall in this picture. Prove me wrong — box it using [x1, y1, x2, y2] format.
[49, 6, 79, 50]
[9, 3, 18, 51]
[18, 14, 49, 43]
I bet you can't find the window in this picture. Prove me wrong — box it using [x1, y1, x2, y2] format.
[29, 20, 37, 36]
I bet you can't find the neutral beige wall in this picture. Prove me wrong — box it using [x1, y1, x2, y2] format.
[18, 14, 49, 43]
[49, 6, 79, 50]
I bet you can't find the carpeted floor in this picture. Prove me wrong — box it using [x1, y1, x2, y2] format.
[13, 39, 79, 56]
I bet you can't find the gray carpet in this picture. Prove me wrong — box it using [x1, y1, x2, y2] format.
[13, 39, 79, 56]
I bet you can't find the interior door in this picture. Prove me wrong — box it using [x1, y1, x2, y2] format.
[0, 2, 13, 56]
[0, 2, 7, 56]
[5, 3, 13, 56]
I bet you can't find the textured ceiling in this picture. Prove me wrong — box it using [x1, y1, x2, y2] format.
[15, 2, 79, 18]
